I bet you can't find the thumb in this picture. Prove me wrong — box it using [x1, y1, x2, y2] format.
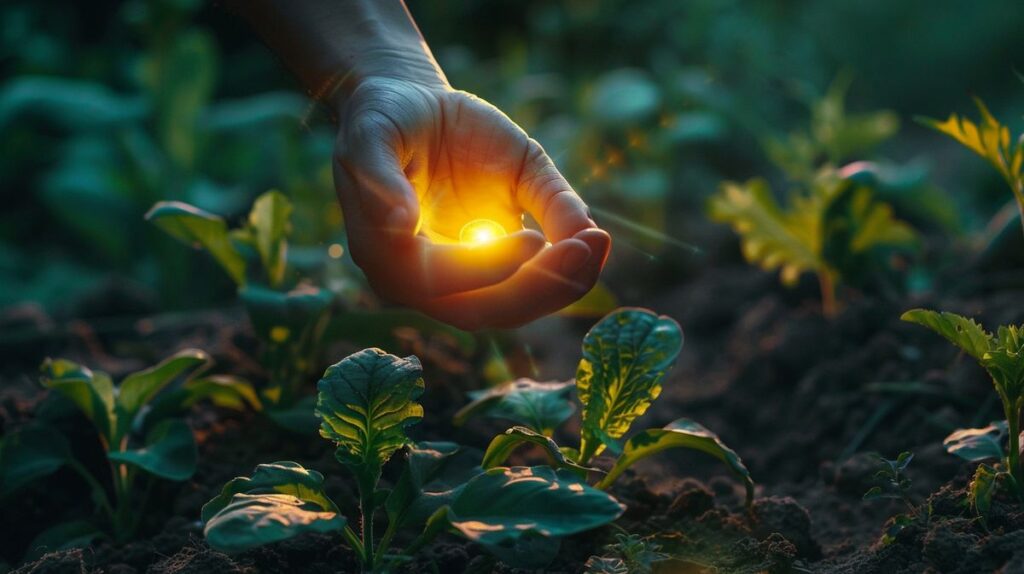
[336, 112, 420, 235]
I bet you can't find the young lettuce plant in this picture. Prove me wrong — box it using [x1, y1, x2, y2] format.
[902, 309, 1024, 519]
[0, 350, 246, 544]
[708, 77, 918, 317]
[147, 191, 333, 430]
[201, 348, 625, 572]
[457, 308, 755, 505]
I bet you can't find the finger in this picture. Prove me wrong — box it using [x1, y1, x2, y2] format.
[516, 139, 596, 242]
[422, 228, 612, 330]
[336, 111, 420, 234]
[341, 206, 545, 303]
[415, 229, 545, 298]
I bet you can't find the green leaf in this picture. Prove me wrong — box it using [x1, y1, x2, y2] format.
[707, 179, 823, 286]
[107, 419, 197, 481]
[24, 520, 104, 561]
[969, 464, 999, 522]
[825, 186, 917, 255]
[0, 425, 71, 497]
[439, 466, 624, 563]
[982, 326, 1024, 402]
[595, 418, 754, 506]
[0, 76, 147, 131]
[385, 442, 482, 531]
[316, 349, 424, 478]
[201, 461, 337, 523]
[143, 29, 216, 170]
[454, 379, 575, 434]
[181, 375, 262, 411]
[146, 201, 247, 286]
[812, 74, 899, 162]
[862, 486, 886, 501]
[943, 422, 1007, 462]
[266, 395, 319, 434]
[577, 308, 683, 461]
[247, 191, 292, 288]
[40, 359, 116, 442]
[118, 349, 210, 417]
[482, 427, 598, 476]
[900, 309, 994, 361]
[204, 493, 346, 554]
[240, 284, 334, 349]
[585, 556, 629, 574]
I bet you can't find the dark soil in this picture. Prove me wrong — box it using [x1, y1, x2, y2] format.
[5, 245, 1024, 572]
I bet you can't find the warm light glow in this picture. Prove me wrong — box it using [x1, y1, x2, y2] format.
[327, 243, 344, 259]
[459, 219, 507, 245]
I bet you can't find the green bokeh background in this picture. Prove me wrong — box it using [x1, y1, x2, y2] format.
[1, 0, 1021, 317]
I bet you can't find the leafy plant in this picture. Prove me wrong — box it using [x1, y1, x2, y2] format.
[458, 308, 755, 505]
[863, 451, 923, 544]
[919, 97, 1024, 233]
[902, 309, 1024, 520]
[148, 191, 333, 430]
[202, 348, 625, 571]
[709, 77, 917, 317]
[583, 532, 669, 574]
[0, 350, 248, 543]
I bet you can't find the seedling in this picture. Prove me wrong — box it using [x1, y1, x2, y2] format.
[147, 191, 333, 430]
[709, 77, 917, 317]
[919, 97, 1024, 234]
[902, 309, 1024, 520]
[863, 451, 924, 544]
[584, 532, 668, 574]
[457, 308, 755, 505]
[0, 350, 247, 544]
[202, 348, 625, 572]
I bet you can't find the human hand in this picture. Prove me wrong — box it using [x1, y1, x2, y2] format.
[332, 77, 610, 330]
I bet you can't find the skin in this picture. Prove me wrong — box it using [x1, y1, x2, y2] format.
[227, 0, 611, 330]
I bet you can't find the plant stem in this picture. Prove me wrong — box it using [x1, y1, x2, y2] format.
[341, 525, 365, 562]
[819, 271, 838, 318]
[1009, 400, 1023, 486]
[358, 474, 376, 571]
[68, 460, 115, 521]
[376, 521, 398, 562]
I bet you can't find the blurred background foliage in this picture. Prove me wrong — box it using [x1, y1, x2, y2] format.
[1, 0, 1022, 318]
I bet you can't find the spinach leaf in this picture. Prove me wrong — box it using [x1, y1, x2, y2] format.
[576, 309, 683, 462]
[204, 493, 346, 554]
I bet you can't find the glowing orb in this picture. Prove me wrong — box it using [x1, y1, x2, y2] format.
[459, 219, 507, 245]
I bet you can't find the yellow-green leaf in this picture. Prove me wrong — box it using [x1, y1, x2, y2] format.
[595, 418, 754, 506]
[901, 309, 994, 361]
[316, 349, 424, 478]
[145, 201, 247, 286]
[248, 191, 292, 288]
[576, 309, 683, 462]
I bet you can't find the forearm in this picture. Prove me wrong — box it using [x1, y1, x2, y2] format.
[226, 0, 448, 107]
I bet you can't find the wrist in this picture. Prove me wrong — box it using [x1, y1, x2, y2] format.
[324, 49, 449, 113]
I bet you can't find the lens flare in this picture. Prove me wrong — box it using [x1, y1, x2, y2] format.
[459, 219, 507, 246]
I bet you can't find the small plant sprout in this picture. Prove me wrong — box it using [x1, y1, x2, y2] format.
[863, 452, 920, 544]
[146, 191, 333, 430]
[709, 76, 918, 317]
[902, 309, 1024, 519]
[864, 452, 916, 508]
[201, 348, 625, 571]
[584, 532, 669, 574]
[457, 308, 755, 505]
[0, 350, 248, 543]
[919, 98, 1024, 233]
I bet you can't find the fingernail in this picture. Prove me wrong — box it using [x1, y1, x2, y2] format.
[560, 244, 591, 275]
[386, 207, 409, 231]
